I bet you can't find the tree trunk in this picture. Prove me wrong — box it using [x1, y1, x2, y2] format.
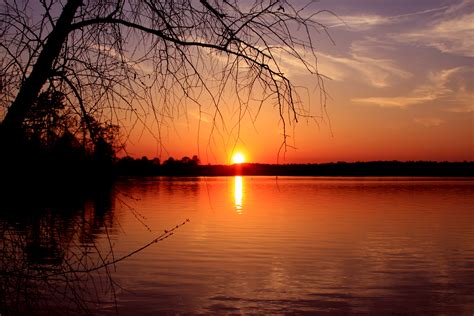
[1, 0, 82, 134]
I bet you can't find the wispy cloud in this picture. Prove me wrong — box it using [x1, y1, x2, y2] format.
[445, 86, 474, 112]
[189, 109, 212, 123]
[319, 14, 391, 30]
[444, 0, 474, 14]
[90, 44, 153, 73]
[316, 6, 449, 31]
[353, 67, 474, 110]
[317, 42, 411, 87]
[318, 1, 474, 57]
[352, 95, 435, 108]
[396, 12, 474, 57]
[414, 117, 444, 127]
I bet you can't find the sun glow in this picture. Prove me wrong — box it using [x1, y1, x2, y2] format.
[231, 152, 245, 164]
[234, 176, 243, 214]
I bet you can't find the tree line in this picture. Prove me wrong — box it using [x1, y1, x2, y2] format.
[115, 160, 473, 177]
[117, 155, 201, 176]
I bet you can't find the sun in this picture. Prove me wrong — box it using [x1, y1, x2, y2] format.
[231, 152, 245, 164]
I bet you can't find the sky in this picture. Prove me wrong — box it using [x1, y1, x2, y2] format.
[125, 0, 473, 164]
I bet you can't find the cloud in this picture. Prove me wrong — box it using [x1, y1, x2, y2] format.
[391, 0, 474, 58]
[317, 1, 474, 57]
[316, 6, 449, 31]
[353, 67, 474, 110]
[352, 95, 435, 108]
[90, 44, 153, 73]
[446, 104, 474, 113]
[317, 47, 411, 88]
[396, 13, 474, 57]
[319, 14, 391, 31]
[215, 39, 410, 88]
[445, 87, 474, 112]
[444, 0, 474, 14]
[274, 50, 319, 77]
[189, 109, 212, 123]
[414, 117, 444, 127]
[435, 67, 474, 112]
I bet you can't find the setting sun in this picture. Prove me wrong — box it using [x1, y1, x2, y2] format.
[231, 152, 245, 164]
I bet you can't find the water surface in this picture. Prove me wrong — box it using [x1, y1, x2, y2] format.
[1, 177, 473, 314]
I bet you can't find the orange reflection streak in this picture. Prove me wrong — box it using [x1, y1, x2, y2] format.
[234, 176, 243, 214]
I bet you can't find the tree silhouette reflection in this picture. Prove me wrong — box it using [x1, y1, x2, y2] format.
[0, 187, 118, 315]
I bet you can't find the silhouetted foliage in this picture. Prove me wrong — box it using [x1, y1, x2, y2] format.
[1, 89, 120, 184]
[115, 159, 473, 177]
[1, 0, 329, 157]
[117, 155, 205, 176]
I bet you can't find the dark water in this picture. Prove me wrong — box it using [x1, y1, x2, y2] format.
[1, 177, 473, 314]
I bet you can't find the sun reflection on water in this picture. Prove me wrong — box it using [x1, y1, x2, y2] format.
[234, 176, 243, 214]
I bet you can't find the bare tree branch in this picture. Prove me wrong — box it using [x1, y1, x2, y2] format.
[0, 0, 330, 153]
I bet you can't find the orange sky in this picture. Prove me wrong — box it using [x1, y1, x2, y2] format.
[123, 0, 473, 164]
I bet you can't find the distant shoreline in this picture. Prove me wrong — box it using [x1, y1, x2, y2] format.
[116, 161, 474, 177]
[1, 161, 471, 199]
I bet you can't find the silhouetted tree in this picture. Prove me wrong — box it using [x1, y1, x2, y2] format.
[163, 157, 176, 167]
[181, 156, 191, 164]
[21, 89, 119, 155]
[191, 155, 201, 166]
[0, 0, 328, 149]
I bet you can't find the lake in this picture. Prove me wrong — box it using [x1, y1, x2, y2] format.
[1, 177, 473, 314]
